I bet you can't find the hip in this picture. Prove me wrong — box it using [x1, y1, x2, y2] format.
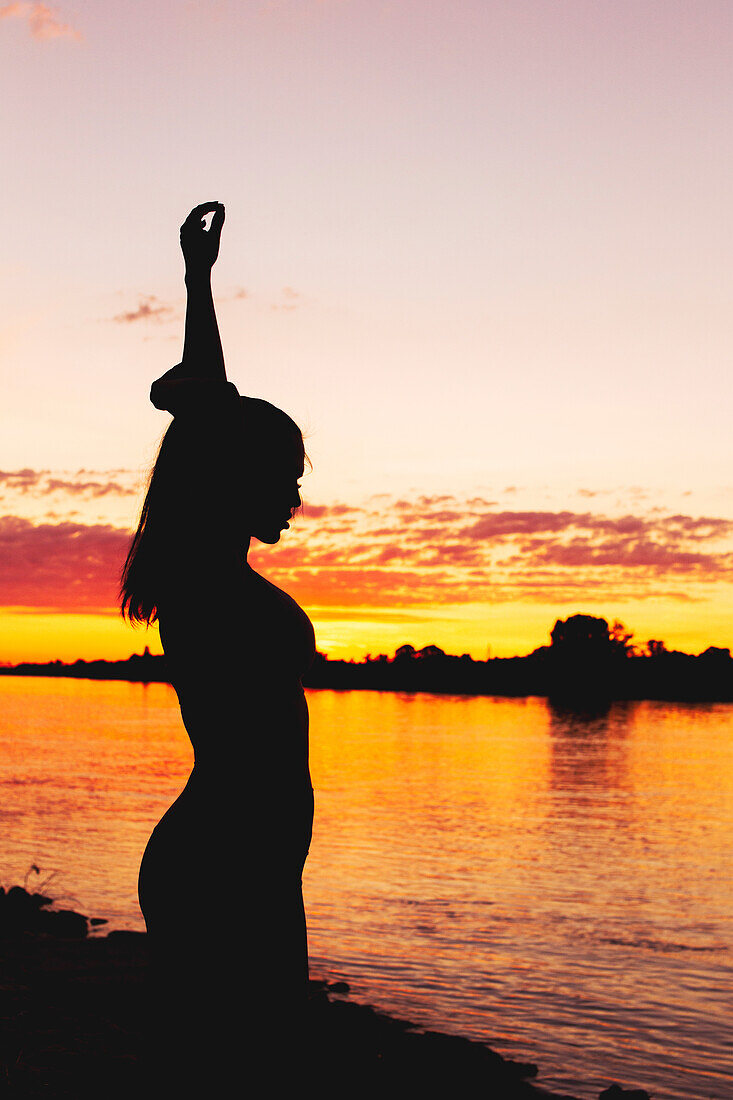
[139, 780, 314, 876]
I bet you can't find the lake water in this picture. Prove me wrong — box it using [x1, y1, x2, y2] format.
[0, 676, 730, 1099]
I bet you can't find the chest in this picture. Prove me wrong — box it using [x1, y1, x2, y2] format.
[235, 570, 316, 677]
[159, 567, 316, 684]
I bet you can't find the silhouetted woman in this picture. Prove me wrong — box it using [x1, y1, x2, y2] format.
[121, 203, 315, 1092]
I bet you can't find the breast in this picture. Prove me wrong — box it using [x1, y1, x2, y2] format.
[158, 565, 315, 748]
[237, 567, 315, 679]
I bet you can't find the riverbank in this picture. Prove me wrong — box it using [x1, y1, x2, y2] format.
[2, 641, 732, 702]
[0, 891, 652, 1099]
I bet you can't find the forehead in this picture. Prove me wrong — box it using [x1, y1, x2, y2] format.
[263, 437, 304, 479]
[283, 435, 305, 473]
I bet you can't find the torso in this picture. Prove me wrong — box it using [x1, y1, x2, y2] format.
[138, 563, 313, 1001]
[150, 562, 315, 846]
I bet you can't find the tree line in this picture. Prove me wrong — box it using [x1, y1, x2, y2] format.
[1, 615, 731, 702]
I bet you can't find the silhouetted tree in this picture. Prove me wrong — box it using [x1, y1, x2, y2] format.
[700, 645, 731, 663]
[548, 614, 633, 700]
[551, 614, 617, 656]
[609, 619, 635, 656]
[5, 618, 733, 700]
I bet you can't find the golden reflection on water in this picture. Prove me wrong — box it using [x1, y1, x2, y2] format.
[308, 691, 552, 884]
[0, 676, 190, 929]
[305, 690, 732, 1100]
[1, 678, 731, 1100]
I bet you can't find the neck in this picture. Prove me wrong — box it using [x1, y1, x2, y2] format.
[212, 535, 250, 571]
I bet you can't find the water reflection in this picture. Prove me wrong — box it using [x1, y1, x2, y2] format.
[0, 679, 731, 1099]
[546, 698, 634, 793]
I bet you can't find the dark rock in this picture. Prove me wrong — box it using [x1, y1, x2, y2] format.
[328, 980, 350, 994]
[0, 928, 587, 1100]
[106, 929, 147, 942]
[36, 907, 89, 938]
[511, 1060, 539, 1079]
[599, 1086, 652, 1100]
[0, 886, 82, 938]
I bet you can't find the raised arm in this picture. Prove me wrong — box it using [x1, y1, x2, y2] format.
[150, 202, 233, 413]
[180, 202, 226, 379]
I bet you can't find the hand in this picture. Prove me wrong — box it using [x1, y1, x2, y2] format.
[180, 202, 225, 275]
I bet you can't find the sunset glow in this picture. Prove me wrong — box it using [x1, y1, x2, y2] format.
[2, 1, 733, 662]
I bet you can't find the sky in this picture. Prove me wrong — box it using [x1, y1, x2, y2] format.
[2, 0, 733, 662]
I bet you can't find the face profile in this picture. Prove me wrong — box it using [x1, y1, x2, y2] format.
[247, 463, 304, 545]
[236, 422, 305, 546]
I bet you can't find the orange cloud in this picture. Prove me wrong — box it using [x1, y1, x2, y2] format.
[2, 492, 732, 614]
[0, 468, 45, 491]
[0, 516, 126, 609]
[251, 497, 733, 607]
[0, 2, 81, 41]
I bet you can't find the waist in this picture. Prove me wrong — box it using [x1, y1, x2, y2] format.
[185, 761, 312, 795]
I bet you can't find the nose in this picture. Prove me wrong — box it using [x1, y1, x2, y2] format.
[287, 486, 301, 515]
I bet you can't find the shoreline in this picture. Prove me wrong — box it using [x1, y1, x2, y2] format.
[0, 890, 652, 1100]
[0, 930, 572, 1099]
[1, 665, 732, 705]
[3, 617, 733, 704]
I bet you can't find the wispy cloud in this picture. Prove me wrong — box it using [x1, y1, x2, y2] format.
[0, 469, 136, 499]
[271, 286, 303, 312]
[112, 295, 176, 324]
[301, 502, 362, 519]
[0, 2, 81, 41]
[43, 477, 136, 498]
[0, 468, 46, 491]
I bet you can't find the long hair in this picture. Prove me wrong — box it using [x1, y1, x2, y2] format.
[120, 397, 304, 625]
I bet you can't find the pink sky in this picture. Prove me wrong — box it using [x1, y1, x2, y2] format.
[2, 1, 733, 660]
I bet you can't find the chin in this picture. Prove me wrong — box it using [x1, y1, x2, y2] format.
[252, 528, 283, 545]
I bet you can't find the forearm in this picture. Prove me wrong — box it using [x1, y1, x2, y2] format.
[181, 270, 226, 380]
[150, 203, 233, 412]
